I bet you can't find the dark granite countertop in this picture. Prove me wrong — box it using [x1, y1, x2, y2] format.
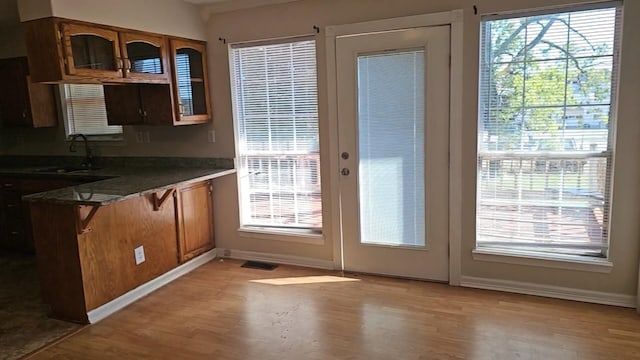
[0, 166, 235, 206]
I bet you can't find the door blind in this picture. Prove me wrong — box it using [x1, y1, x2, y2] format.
[230, 39, 322, 230]
[476, 4, 621, 257]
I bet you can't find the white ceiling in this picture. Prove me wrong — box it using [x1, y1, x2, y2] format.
[183, 0, 301, 14]
[182, 0, 230, 3]
[0, 0, 300, 27]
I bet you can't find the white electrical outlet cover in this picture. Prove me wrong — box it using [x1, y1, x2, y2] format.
[134, 246, 146, 265]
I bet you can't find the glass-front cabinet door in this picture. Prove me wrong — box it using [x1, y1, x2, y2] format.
[61, 23, 123, 80]
[170, 39, 211, 123]
[120, 32, 170, 83]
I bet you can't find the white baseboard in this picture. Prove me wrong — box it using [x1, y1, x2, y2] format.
[461, 275, 637, 308]
[220, 248, 335, 270]
[87, 249, 217, 324]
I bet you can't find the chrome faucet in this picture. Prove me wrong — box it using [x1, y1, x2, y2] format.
[69, 133, 93, 169]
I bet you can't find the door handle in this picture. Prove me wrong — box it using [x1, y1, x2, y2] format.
[341, 168, 350, 176]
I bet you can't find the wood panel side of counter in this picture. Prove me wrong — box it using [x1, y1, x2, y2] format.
[77, 193, 179, 311]
[30, 203, 88, 323]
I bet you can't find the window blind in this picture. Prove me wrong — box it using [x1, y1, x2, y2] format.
[62, 84, 123, 136]
[230, 39, 322, 230]
[476, 4, 621, 257]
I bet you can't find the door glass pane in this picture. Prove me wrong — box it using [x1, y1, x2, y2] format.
[70, 35, 116, 71]
[127, 42, 163, 74]
[176, 48, 206, 116]
[357, 50, 425, 247]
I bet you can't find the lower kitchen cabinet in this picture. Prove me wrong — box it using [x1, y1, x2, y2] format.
[29, 179, 216, 323]
[30, 192, 179, 322]
[0, 176, 85, 252]
[175, 180, 214, 263]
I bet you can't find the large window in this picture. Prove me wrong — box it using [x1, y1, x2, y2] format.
[230, 38, 322, 231]
[60, 84, 123, 138]
[476, 4, 621, 258]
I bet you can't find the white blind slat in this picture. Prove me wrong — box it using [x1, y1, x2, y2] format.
[63, 84, 123, 136]
[477, 5, 620, 257]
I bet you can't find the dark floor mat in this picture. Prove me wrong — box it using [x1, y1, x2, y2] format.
[0, 252, 83, 359]
[241, 261, 278, 270]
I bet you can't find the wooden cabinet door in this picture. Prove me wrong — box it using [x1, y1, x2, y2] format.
[0, 58, 30, 126]
[104, 84, 143, 125]
[139, 84, 175, 125]
[120, 32, 170, 83]
[175, 181, 214, 262]
[25, 75, 58, 128]
[0, 180, 23, 251]
[104, 83, 174, 125]
[61, 22, 123, 80]
[0, 58, 57, 128]
[0, 176, 85, 252]
[170, 39, 212, 124]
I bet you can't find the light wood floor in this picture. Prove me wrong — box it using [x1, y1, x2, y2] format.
[29, 259, 640, 360]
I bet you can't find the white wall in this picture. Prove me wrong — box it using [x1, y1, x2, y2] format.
[0, 0, 25, 58]
[203, 0, 640, 299]
[17, 0, 206, 40]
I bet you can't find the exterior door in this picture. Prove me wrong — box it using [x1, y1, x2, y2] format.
[337, 26, 450, 281]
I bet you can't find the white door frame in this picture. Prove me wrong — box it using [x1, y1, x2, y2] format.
[325, 10, 464, 285]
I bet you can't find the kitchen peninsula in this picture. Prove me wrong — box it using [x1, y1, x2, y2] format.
[13, 164, 234, 324]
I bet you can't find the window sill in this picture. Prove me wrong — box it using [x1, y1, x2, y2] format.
[238, 227, 324, 245]
[65, 135, 124, 143]
[472, 248, 613, 273]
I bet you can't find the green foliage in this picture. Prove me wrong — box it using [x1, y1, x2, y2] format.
[482, 11, 615, 147]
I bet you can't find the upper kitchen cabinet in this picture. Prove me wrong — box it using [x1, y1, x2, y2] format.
[0, 57, 57, 128]
[103, 38, 212, 126]
[120, 32, 170, 83]
[23, 18, 170, 84]
[60, 22, 123, 81]
[170, 39, 212, 124]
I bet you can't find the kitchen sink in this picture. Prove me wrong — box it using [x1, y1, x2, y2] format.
[34, 166, 101, 174]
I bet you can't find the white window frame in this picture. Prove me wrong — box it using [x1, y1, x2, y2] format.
[229, 36, 323, 238]
[59, 84, 123, 141]
[474, 2, 622, 267]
